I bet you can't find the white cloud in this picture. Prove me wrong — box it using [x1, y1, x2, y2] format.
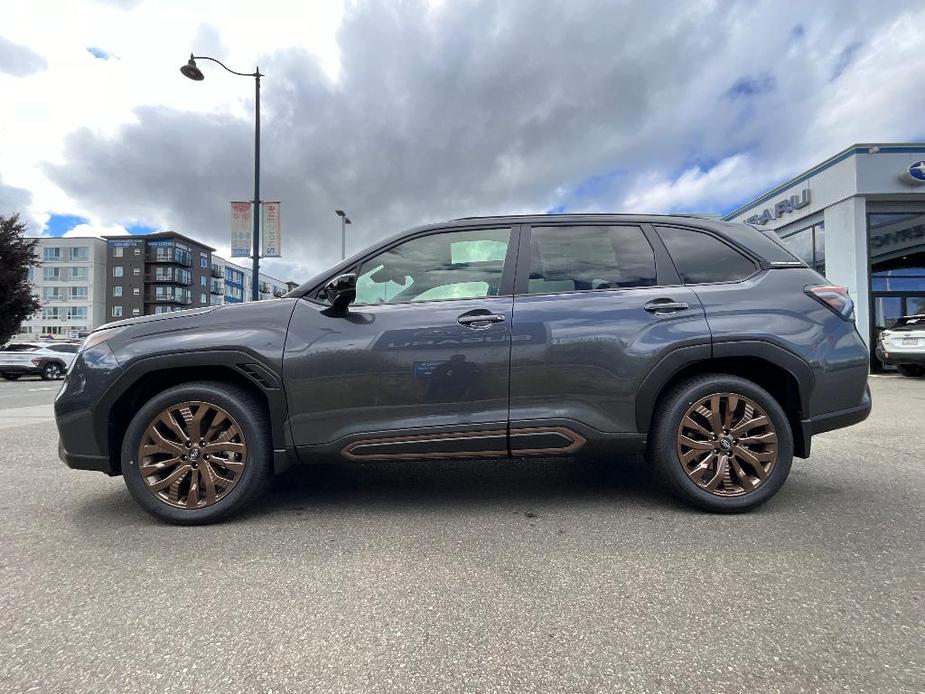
[61, 222, 130, 238]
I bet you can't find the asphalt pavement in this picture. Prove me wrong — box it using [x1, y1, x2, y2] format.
[0, 375, 922, 693]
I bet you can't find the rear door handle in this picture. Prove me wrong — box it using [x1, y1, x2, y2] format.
[644, 299, 689, 313]
[458, 311, 506, 329]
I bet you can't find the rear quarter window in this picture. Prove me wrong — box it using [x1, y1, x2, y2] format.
[657, 226, 757, 284]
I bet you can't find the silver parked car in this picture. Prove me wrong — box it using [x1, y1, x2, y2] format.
[876, 315, 925, 377]
[0, 342, 79, 381]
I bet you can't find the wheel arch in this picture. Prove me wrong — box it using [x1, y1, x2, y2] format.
[102, 351, 288, 475]
[636, 342, 813, 458]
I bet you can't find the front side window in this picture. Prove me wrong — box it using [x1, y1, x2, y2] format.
[351, 228, 511, 305]
[527, 225, 656, 294]
[657, 227, 756, 284]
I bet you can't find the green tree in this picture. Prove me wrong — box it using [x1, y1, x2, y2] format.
[0, 214, 41, 345]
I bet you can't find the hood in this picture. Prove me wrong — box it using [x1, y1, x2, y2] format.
[96, 305, 221, 332]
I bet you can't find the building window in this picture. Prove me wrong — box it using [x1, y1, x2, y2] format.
[133, 267, 141, 276]
[779, 222, 825, 274]
[69, 267, 88, 281]
[69, 287, 88, 300]
[112, 306, 123, 317]
[200, 293, 207, 304]
[200, 253, 208, 269]
[68, 247, 89, 262]
[43, 247, 62, 261]
[134, 247, 141, 255]
[113, 266, 124, 278]
[113, 286, 123, 297]
[113, 247, 124, 258]
[43, 267, 61, 281]
[68, 307, 88, 321]
[201, 275, 207, 287]
[133, 288, 140, 295]
[132, 308, 141, 315]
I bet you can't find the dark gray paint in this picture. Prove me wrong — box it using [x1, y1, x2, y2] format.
[56, 214, 871, 475]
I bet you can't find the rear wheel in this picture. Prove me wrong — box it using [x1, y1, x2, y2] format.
[649, 374, 793, 512]
[121, 381, 272, 524]
[896, 364, 924, 377]
[1, 373, 22, 381]
[40, 362, 64, 380]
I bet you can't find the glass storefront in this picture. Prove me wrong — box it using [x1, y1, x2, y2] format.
[780, 222, 826, 274]
[868, 212, 925, 369]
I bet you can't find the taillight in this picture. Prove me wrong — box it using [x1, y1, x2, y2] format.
[805, 285, 854, 320]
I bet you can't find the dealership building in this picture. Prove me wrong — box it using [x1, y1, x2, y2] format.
[723, 143, 925, 368]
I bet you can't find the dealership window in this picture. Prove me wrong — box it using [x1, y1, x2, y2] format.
[779, 223, 825, 273]
[527, 225, 656, 293]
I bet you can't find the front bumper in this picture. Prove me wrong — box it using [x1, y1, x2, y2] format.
[58, 438, 115, 475]
[799, 384, 872, 456]
[0, 365, 41, 375]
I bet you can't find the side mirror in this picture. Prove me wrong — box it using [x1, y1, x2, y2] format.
[323, 273, 357, 312]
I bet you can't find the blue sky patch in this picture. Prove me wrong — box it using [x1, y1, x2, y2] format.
[44, 213, 89, 236]
[726, 73, 776, 99]
[86, 46, 111, 60]
[126, 223, 157, 235]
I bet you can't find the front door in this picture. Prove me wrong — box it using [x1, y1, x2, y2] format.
[284, 226, 517, 461]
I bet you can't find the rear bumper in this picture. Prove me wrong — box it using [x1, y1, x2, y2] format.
[799, 384, 872, 456]
[876, 345, 925, 366]
[58, 438, 116, 475]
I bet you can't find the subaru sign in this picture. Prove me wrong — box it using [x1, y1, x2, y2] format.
[900, 160, 925, 185]
[745, 188, 811, 226]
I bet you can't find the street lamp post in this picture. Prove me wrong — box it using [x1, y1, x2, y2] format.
[335, 209, 351, 260]
[180, 54, 264, 301]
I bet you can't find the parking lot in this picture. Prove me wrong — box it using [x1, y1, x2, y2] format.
[0, 375, 922, 693]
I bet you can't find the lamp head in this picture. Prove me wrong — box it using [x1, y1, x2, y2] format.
[180, 55, 204, 81]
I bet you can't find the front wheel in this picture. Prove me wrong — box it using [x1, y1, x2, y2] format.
[41, 362, 64, 380]
[649, 374, 793, 512]
[896, 364, 925, 378]
[121, 381, 273, 524]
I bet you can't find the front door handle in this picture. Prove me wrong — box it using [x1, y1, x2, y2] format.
[458, 311, 506, 329]
[644, 299, 689, 313]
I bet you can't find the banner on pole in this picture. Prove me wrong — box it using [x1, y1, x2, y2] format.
[262, 201, 281, 257]
[230, 202, 252, 257]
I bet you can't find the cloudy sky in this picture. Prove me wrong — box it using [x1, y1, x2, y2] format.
[1, 0, 924, 281]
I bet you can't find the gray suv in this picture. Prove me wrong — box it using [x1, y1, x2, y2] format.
[55, 215, 871, 524]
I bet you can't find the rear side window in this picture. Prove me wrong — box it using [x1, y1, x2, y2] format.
[49, 344, 79, 353]
[527, 225, 656, 294]
[657, 227, 756, 284]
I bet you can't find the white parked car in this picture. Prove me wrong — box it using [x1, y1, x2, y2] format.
[876, 315, 925, 377]
[0, 342, 80, 381]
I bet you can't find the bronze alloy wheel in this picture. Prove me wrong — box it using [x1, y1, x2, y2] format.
[676, 392, 778, 496]
[138, 400, 247, 510]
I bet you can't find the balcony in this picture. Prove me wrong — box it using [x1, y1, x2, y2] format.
[210, 285, 224, 295]
[146, 269, 191, 285]
[145, 291, 192, 305]
[145, 250, 192, 267]
[273, 288, 286, 298]
[210, 264, 225, 278]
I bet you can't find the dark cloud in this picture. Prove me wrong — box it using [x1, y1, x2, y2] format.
[0, 176, 37, 228]
[43, 0, 920, 282]
[0, 36, 47, 77]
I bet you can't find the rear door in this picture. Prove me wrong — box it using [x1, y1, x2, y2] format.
[508, 223, 711, 451]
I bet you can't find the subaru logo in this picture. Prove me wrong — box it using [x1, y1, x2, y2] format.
[901, 160, 925, 185]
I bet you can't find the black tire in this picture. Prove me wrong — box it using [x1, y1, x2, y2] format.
[648, 373, 793, 513]
[896, 364, 925, 378]
[40, 362, 64, 381]
[1, 373, 22, 381]
[121, 381, 273, 525]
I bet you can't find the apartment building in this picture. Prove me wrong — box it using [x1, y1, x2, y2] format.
[104, 232, 215, 320]
[208, 256, 290, 305]
[19, 237, 108, 339]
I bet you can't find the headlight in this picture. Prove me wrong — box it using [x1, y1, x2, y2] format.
[881, 330, 892, 338]
[79, 326, 127, 353]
